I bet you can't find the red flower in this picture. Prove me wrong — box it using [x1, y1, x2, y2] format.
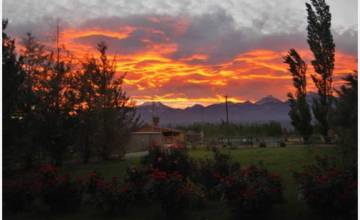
[150, 169, 168, 181]
[316, 175, 329, 184]
[327, 169, 342, 178]
[170, 171, 184, 180]
[269, 172, 280, 180]
[212, 171, 222, 179]
[224, 176, 235, 185]
[89, 171, 98, 178]
[240, 167, 251, 177]
[242, 188, 257, 199]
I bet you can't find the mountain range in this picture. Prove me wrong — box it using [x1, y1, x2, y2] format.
[137, 93, 318, 127]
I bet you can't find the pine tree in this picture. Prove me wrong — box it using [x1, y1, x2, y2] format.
[2, 20, 26, 172]
[306, 0, 335, 143]
[74, 58, 99, 163]
[77, 42, 140, 161]
[20, 31, 75, 166]
[284, 49, 312, 143]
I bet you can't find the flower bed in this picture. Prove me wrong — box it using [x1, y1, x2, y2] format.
[3, 147, 285, 218]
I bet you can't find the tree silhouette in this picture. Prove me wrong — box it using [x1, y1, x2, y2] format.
[331, 72, 357, 167]
[2, 20, 26, 172]
[284, 49, 312, 143]
[74, 57, 98, 163]
[20, 32, 76, 166]
[75, 42, 140, 161]
[306, 0, 335, 143]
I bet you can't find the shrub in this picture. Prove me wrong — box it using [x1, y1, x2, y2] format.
[141, 145, 194, 178]
[3, 179, 35, 215]
[83, 171, 133, 214]
[147, 168, 205, 217]
[124, 166, 150, 204]
[191, 148, 240, 199]
[259, 142, 267, 148]
[37, 165, 83, 212]
[293, 157, 357, 219]
[220, 165, 283, 217]
[279, 141, 286, 147]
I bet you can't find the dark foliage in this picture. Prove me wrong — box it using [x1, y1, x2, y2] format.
[2, 22, 140, 170]
[220, 165, 283, 218]
[306, 0, 335, 143]
[293, 157, 357, 219]
[37, 165, 83, 212]
[191, 148, 240, 199]
[141, 145, 194, 178]
[284, 49, 313, 143]
[331, 73, 358, 168]
[3, 179, 35, 215]
[2, 20, 26, 173]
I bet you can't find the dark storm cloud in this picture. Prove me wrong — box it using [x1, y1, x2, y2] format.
[6, 6, 357, 63]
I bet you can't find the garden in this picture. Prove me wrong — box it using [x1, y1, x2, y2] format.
[4, 145, 357, 220]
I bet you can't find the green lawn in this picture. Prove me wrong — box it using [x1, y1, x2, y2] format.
[7, 146, 338, 220]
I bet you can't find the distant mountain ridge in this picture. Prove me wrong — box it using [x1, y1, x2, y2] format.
[255, 95, 283, 105]
[137, 95, 294, 127]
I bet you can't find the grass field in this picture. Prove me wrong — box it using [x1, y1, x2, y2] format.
[7, 146, 339, 220]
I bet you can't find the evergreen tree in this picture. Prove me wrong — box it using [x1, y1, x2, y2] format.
[20, 32, 75, 166]
[42, 49, 75, 166]
[17, 33, 52, 168]
[77, 42, 140, 161]
[2, 20, 25, 172]
[306, 0, 335, 143]
[284, 49, 312, 143]
[74, 57, 99, 163]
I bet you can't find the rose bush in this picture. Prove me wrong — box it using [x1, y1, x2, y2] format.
[219, 165, 283, 218]
[147, 168, 205, 217]
[293, 157, 357, 219]
[191, 148, 240, 199]
[124, 166, 150, 204]
[3, 179, 35, 215]
[37, 165, 83, 212]
[141, 145, 194, 178]
[82, 171, 134, 214]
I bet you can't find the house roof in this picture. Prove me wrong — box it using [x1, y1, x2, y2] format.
[136, 123, 183, 134]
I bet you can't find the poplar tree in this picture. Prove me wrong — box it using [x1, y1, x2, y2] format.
[306, 0, 335, 143]
[284, 49, 312, 143]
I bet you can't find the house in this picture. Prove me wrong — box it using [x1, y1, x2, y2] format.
[126, 118, 185, 152]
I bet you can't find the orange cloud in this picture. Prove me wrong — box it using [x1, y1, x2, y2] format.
[20, 20, 356, 109]
[62, 27, 135, 41]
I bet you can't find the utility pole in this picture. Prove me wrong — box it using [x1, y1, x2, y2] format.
[201, 106, 204, 148]
[225, 95, 230, 146]
[225, 95, 229, 125]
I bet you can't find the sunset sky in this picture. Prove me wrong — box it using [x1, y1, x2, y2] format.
[3, 0, 358, 108]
